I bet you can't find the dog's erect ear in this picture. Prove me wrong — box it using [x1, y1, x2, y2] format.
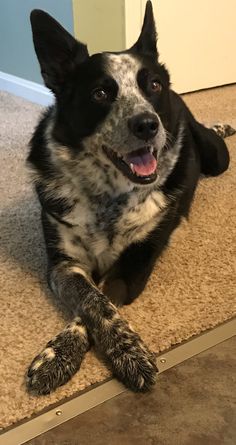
[30, 10, 89, 94]
[130, 1, 158, 59]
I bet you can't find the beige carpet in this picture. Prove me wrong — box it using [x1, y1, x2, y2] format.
[0, 85, 235, 430]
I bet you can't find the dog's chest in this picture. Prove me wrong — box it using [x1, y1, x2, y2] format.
[60, 188, 167, 275]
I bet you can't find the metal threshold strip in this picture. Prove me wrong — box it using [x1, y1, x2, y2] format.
[0, 318, 235, 445]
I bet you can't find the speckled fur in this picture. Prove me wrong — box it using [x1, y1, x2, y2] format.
[27, 4, 232, 394]
[84, 54, 166, 158]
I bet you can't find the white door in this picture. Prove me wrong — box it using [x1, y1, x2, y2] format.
[141, 0, 236, 93]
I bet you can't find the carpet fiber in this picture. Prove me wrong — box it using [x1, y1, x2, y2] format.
[0, 85, 235, 429]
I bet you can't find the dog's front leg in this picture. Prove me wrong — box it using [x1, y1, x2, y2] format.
[103, 208, 184, 307]
[27, 261, 157, 394]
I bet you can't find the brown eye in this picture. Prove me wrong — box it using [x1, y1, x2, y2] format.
[92, 88, 108, 102]
[151, 80, 162, 92]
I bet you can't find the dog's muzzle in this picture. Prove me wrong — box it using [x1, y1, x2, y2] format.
[102, 112, 164, 185]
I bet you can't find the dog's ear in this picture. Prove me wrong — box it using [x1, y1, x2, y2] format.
[30, 10, 89, 94]
[130, 1, 158, 59]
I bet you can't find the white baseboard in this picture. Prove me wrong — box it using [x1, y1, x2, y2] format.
[0, 71, 54, 106]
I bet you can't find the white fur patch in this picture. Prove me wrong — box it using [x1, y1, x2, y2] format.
[89, 188, 167, 276]
[107, 54, 143, 100]
[66, 320, 87, 336]
[43, 347, 56, 360]
[69, 266, 89, 280]
[31, 358, 44, 371]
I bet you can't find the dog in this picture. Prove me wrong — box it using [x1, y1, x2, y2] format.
[27, 1, 232, 395]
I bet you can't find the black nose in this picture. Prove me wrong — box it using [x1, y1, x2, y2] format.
[128, 112, 159, 141]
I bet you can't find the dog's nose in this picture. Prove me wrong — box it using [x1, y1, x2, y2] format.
[128, 113, 159, 141]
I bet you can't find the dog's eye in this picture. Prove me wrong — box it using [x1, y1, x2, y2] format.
[150, 80, 162, 93]
[92, 88, 108, 102]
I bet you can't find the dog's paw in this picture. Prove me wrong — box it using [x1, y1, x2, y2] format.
[97, 318, 158, 391]
[211, 123, 236, 139]
[110, 339, 158, 391]
[27, 318, 89, 395]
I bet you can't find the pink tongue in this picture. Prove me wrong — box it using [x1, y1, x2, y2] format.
[127, 151, 157, 176]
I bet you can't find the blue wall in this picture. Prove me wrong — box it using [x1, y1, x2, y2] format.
[0, 0, 74, 84]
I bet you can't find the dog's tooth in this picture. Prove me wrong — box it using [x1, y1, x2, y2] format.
[130, 163, 135, 174]
[150, 147, 154, 154]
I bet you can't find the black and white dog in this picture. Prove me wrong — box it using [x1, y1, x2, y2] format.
[27, 1, 232, 394]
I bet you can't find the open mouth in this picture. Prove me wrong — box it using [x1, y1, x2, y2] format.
[103, 145, 158, 184]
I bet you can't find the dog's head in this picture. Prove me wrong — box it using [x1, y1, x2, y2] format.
[30, 1, 175, 186]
